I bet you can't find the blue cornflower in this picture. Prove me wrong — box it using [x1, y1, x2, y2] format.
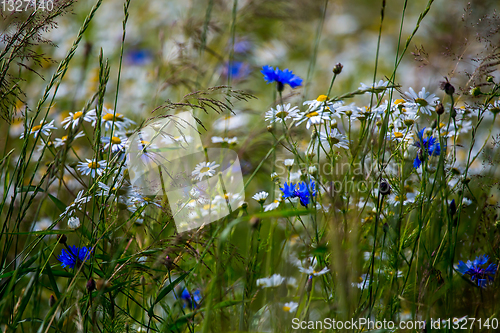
[222, 61, 251, 80]
[126, 49, 152, 66]
[456, 255, 497, 288]
[179, 288, 202, 309]
[280, 181, 316, 207]
[58, 245, 92, 269]
[413, 128, 441, 169]
[280, 182, 297, 199]
[261, 65, 303, 91]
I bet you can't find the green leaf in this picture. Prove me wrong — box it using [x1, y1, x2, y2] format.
[42, 261, 61, 298]
[148, 271, 191, 317]
[16, 185, 67, 212]
[12, 269, 39, 328]
[47, 193, 67, 212]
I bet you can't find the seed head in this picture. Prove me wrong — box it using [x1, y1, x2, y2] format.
[86, 278, 96, 293]
[435, 102, 444, 115]
[440, 77, 455, 96]
[332, 63, 343, 75]
[49, 295, 56, 307]
[470, 86, 482, 97]
[379, 179, 391, 196]
[58, 234, 67, 245]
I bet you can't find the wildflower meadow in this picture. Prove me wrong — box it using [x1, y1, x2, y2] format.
[2, 0, 500, 332]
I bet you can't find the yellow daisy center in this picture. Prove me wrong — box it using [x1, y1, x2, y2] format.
[394, 132, 403, 139]
[394, 99, 405, 105]
[111, 136, 122, 144]
[61, 135, 68, 141]
[283, 306, 291, 312]
[200, 166, 210, 173]
[404, 119, 414, 126]
[103, 113, 124, 121]
[415, 98, 428, 106]
[276, 111, 288, 119]
[203, 204, 212, 210]
[88, 162, 100, 169]
[73, 111, 83, 120]
[316, 94, 327, 102]
[395, 194, 407, 201]
[328, 137, 340, 144]
[306, 111, 319, 118]
[31, 124, 42, 133]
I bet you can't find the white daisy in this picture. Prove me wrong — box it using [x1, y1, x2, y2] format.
[319, 128, 350, 149]
[487, 99, 500, 115]
[59, 190, 91, 218]
[399, 111, 419, 128]
[212, 192, 244, 207]
[61, 110, 94, 130]
[283, 159, 295, 167]
[265, 103, 299, 123]
[252, 191, 269, 204]
[161, 134, 194, 147]
[308, 165, 317, 175]
[33, 218, 52, 231]
[303, 95, 340, 115]
[256, 274, 285, 288]
[403, 87, 439, 115]
[189, 187, 201, 199]
[358, 80, 389, 93]
[87, 107, 135, 131]
[294, 109, 331, 129]
[336, 102, 363, 119]
[127, 189, 162, 209]
[264, 198, 281, 211]
[21, 119, 57, 139]
[36, 140, 54, 152]
[77, 159, 107, 177]
[67, 216, 81, 229]
[353, 274, 370, 289]
[96, 182, 128, 204]
[53, 131, 85, 148]
[211, 136, 238, 144]
[282, 302, 299, 313]
[33, 218, 58, 238]
[213, 113, 249, 131]
[387, 129, 410, 142]
[192, 161, 220, 181]
[10, 115, 25, 137]
[298, 266, 330, 276]
[102, 135, 127, 153]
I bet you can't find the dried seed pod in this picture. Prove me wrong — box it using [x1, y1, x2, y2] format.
[379, 179, 391, 196]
